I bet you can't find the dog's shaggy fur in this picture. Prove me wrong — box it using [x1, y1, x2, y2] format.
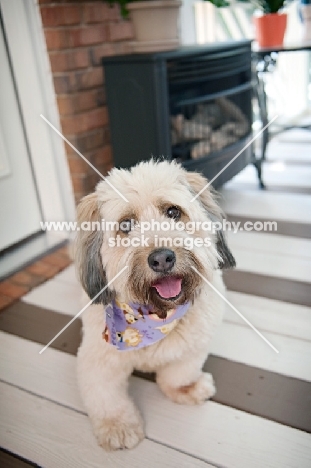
[75, 160, 235, 451]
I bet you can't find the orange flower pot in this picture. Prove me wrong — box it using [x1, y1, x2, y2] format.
[253, 13, 287, 48]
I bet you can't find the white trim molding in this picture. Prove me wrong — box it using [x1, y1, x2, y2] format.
[0, 0, 76, 224]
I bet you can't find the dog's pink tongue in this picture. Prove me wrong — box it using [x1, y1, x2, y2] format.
[152, 277, 182, 299]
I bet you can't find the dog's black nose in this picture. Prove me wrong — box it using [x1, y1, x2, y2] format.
[148, 249, 176, 273]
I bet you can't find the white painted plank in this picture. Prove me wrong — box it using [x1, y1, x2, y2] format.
[227, 231, 311, 260]
[22, 278, 82, 316]
[266, 129, 311, 163]
[225, 163, 311, 189]
[0, 331, 83, 409]
[225, 291, 311, 342]
[210, 321, 311, 382]
[219, 189, 311, 225]
[0, 332, 310, 468]
[276, 128, 311, 145]
[229, 247, 311, 282]
[129, 378, 311, 468]
[0, 382, 212, 468]
[226, 231, 311, 283]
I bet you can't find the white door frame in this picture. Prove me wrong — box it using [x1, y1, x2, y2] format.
[0, 0, 75, 226]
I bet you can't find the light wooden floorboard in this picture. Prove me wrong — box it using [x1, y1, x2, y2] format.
[225, 291, 311, 342]
[0, 382, 213, 468]
[0, 333, 310, 468]
[219, 189, 311, 225]
[210, 321, 311, 382]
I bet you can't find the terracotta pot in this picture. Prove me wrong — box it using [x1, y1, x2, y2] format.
[253, 13, 287, 48]
[128, 0, 182, 51]
[300, 5, 311, 41]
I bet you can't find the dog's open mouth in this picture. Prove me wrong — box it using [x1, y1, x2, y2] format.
[151, 276, 182, 300]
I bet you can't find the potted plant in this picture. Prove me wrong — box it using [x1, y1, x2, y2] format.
[108, 0, 182, 51]
[204, 0, 291, 48]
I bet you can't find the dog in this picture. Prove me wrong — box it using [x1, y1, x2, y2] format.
[75, 160, 235, 451]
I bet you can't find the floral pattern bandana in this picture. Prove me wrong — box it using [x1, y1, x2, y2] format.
[103, 299, 190, 351]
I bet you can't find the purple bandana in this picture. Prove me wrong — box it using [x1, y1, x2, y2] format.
[103, 299, 190, 351]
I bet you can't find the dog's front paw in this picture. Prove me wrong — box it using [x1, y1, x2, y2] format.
[92, 413, 145, 451]
[159, 372, 216, 405]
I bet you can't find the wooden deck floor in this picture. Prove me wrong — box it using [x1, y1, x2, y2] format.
[1, 130, 311, 467]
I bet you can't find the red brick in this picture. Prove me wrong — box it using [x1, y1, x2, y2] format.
[75, 67, 104, 90]
[107, 21, 134, 42]
[74, 193, 83, 205]
[53, 73, 77, 94]
[87, 106, 108, 129]
[53, 75, 70, 94]
[42, 252, 72, 269]
[57, 95, 74, 116]
[92, 145, 113, 167]
[67, 155, 89, 175]
[50, 49, 89, 73]
[0, 293, 15, 310]
[97, 87, 106, 106]
[69, 25, 108, 47]
[87, 172, 101, 191]
[61, 107, 108, 134]
[73, 128, 107, 153]
[90, 42, 133, 66]
[26, 261, 60, 278]
[90, 43, 115, 66]
[58, 92, 97, 116]
[44, 265, 66, 279]
[41, 5, 81, 27]
[73, 90, 98, 113]
[9, 271, 45, 289]
[72, 173, 90, 194]
[44, 29, 69, 50]
[56, 245, 72, 260]
[0, 281, 30, 299]
[61, 113, 82, 134]
[84, 3, 121, 23]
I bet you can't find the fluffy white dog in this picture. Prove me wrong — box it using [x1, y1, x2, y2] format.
[75, 160, 235, 451]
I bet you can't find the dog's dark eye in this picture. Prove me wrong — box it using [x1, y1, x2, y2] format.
[119, 219, 132, 234]
[166, 206, 181, 220]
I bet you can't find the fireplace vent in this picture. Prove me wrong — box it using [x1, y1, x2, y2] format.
[103, 41, 253, 188]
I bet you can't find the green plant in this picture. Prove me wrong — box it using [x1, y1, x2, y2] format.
[204, 0, 289, 14]
[107, 0, 144, 18]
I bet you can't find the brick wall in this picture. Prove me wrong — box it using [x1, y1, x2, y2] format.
[39, 0, 134, 203]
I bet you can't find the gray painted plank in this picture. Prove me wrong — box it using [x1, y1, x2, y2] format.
[0, 450, 38, 468]
[227, 215, 311, 239]
[223, 270, 311, 307]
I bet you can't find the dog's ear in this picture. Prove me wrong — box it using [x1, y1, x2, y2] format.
[75, 193, 114, 304]
[185, 171, 236, 269]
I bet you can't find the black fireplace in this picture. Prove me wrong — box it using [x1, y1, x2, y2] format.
[103, 40, 253, 188]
